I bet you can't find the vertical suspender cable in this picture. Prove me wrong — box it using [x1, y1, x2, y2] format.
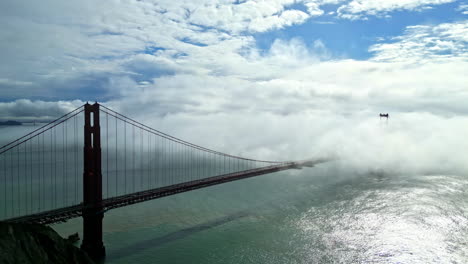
[3, 148, 6, 217]
[73, 116, 78, 204]
[11, 150, 13, 216]
[150, 133, 152, 188]
[140, 129, 143, 190]
[54, 127, 57, 209]
[17, 144, 20, 215]
[166, 136, 168, 186]
[24, 142, 28, 214]
[106, 112, 109, 198]
[132, 125, 135, 192]
[115, 116, 118, 196]
[124, 121, 127, 194]
[154, 134, 156, 188]
[158, 135, 161, 187]
[171, 139, 173, 183]
[176, 142, 178, 183]
[156, 134, 159, 188]
[3, 151, 6, 217]
[148, 133, 150, 189]
[41, 133, 44, 210]
[25, 142, 28, 213]
[30, 138, 33, 213]
[148, 131, 151, 188]
[170, 141, 173, 184]
[63, 122, 66, 207]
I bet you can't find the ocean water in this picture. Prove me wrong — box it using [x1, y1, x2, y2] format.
[52, 164, 468, 264]
[2, 125, 468, 263]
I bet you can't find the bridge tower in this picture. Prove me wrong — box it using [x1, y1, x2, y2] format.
[81, 103, 106, 258]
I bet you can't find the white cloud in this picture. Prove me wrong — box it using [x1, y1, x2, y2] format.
[0, 0, 319, 100]
[457, 4, 468, 14]
[2, 0, 460, 100]
[337, 0, 457, 20]
[175, 0, 311, 34]
[247, 9, 310, 32]
[304, 2, 325, 16]
[99, 20, 468, 173]
[0, 99, 84, 121]
[369, 21, 468, 62]
[0, 1, 467, 176]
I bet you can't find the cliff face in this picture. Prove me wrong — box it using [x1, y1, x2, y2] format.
[0, 222, 94, 264]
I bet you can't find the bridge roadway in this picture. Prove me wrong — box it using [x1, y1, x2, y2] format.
[5, 159, 326, 225]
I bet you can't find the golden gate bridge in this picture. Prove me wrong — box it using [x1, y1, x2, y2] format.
[0, 102, 326, 258]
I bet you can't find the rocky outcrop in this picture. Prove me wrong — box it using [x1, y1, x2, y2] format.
[0, 222, 94, 264]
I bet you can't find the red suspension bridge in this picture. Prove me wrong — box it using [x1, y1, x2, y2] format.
[0, 102, 326, 258]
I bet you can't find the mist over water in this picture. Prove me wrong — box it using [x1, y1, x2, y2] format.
[51, 165, 468, 263]
[3, 121, 468, 263]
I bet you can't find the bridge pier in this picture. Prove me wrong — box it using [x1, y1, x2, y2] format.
[81, 103, 106, 259]
[81, 211, 105, 259]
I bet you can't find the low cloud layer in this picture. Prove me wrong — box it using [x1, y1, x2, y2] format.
[0, 0, 467, 177]
[0, 99, 83, 121]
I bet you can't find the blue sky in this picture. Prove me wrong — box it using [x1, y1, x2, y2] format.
[254, 1, 466, 60]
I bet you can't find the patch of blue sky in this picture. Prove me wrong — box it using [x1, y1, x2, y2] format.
[144, 46, 188, 58]
[187, 22, 232, 36]
[86, 30, 123, 37]
[144, 46, 165, 55]
[100, 30, 123, 36]
[95, 54, 129, 60]
[284, 2, 309, 13]
[64, 75, 117, 101]
[6, 83, 115, 102]
[254, 2, 464, 61]
[124, 59, 176, 82]
[178, 37, 208, 47]
[130, 68, 175, 83]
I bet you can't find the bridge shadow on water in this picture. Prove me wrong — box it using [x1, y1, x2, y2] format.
[106, 210, 250, 261]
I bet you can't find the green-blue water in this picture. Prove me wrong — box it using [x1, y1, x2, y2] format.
[2, 126, 468, 263]
[53, 165, 468, 263]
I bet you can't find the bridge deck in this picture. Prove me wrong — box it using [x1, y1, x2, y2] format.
[5, 160, 324, 225]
